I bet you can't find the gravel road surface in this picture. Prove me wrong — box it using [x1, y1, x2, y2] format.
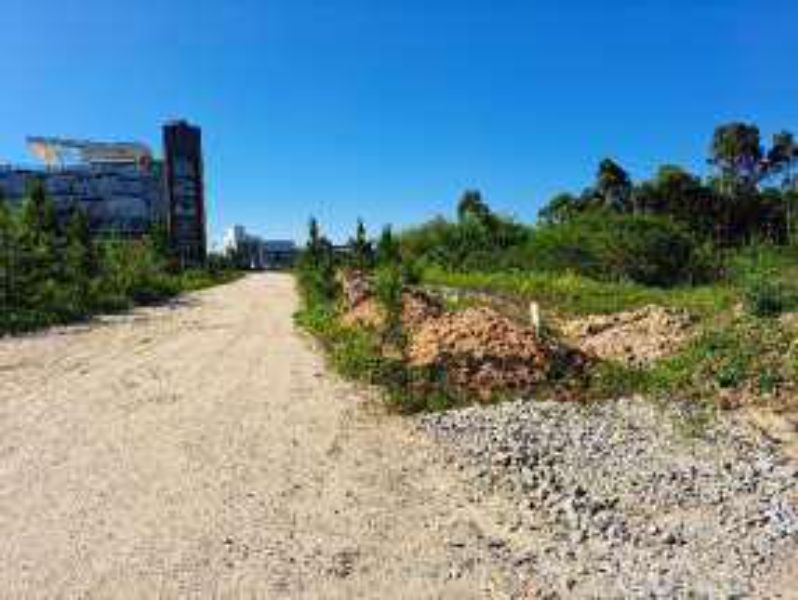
[0, 274, 522, 598]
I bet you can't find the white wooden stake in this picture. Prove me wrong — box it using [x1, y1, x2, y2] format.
[530, 301, 541, 335]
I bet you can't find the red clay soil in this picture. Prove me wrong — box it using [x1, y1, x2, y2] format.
[340, 289, 444, 330]
[339, 270, 583, 399]
[407, 307, 556, 399]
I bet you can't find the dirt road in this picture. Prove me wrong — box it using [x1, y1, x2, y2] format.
[0, 274, 521, 599]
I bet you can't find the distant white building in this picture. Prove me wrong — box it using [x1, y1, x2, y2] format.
[222, 225, 247, 254]
[222, 225, 297, 270]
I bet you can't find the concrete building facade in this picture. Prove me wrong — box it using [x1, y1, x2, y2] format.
[0, 120, 206, 264]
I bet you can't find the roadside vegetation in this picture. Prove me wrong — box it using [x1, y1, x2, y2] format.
[294, 218, 461, 413]
[296, 121, 798, 415]
[0, 179, 240, 335]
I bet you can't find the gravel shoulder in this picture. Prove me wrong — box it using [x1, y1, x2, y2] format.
[0, 274, 523, 598]
[420, 397, 798, 598]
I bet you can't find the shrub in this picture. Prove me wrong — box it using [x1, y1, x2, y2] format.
[294, 228, 462, 414]
[730, 244, 797, 317]
[374, 265, 404, 345]
[0, 204, 235, 334]
[398, 214, 530, 272]
[744, 277, 788, 317]
[520, 213, 708, 287]
[401, 211, 709, 287]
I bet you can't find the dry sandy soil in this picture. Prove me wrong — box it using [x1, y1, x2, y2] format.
[0, 274, 524, 599]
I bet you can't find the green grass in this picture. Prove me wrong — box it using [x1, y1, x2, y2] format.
[294, 299, 464, 414]
[728, 244, 798, 317]
[296, 243, 798, 415]
[585, 316, 797, 407]
[422, 266, 737, 317]
[428, 248, 798, 410]
[653, 317, 795, 397]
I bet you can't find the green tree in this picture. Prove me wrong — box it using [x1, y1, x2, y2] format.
[764, 131, 798, 243]
[376, 224, 401, 266]
[0, 194, 16, 320]
[596, 159, 633, 212]
[636, 165, 718, 239]
[766, 131, 796, 175]
[375, 264, 405, 349]
[348, 218, 374, 270]
[16, 180, 62, 311]
[710, 122, 763, 192]
[457, 190, 493, 224]
[306, 216, 324, 266]
[538, 192, 581, 225]
[298, 217, 338, 304]
[64, 206, 97, 311]
[149, 219, 174, 268]
[785, 190, 798, 245]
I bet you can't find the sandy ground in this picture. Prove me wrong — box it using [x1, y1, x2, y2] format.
[0, 274, 522, 599]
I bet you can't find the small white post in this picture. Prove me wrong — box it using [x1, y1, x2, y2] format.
[529, 301, 541, 335]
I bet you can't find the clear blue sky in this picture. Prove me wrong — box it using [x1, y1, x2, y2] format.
[1, 1, 796, 244]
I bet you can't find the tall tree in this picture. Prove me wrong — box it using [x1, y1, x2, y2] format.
[763, 132, 798, 243]
[457, 190, 492, 224]
[16, 180, 61, 306]
[785, 189, 798, 245]
[0, 194, 15, 317]
[652, 166, 709, 220]
[305, 216, 324, 267]
[20, 179, 48, 242]
[64, 207, 97, 310]
[765, 131, 797, 183]
[538, 193, 581, 225]
[348, 218, 374, 270]
[709, 122, 763, 192]
[596, 159, 633, 212]
[149, 219, 173, 267]
[376, 224, 401, 266]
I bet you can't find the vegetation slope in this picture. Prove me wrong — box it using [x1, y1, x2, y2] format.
[296, 121, 798, 416]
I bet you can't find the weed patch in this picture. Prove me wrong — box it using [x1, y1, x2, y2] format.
[422, 267, 736, 318]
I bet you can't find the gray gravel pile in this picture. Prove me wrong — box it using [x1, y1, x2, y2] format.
[419, 397, 798, 598]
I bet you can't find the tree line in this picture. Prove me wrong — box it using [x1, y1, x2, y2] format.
[0, 179, 228, 334]
[539, 122, 798, 246]
[303, 121, 797, 291]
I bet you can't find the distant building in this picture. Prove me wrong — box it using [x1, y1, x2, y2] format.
[0, 120, 207, 265]
[222, 225, 297, 270]
[163, 121, 207, 264]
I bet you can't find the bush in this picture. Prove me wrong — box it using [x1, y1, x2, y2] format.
[294, 225, 463, 414]
[519, 213, 710, 287]
[0, 190, 237, 335]
[398, 215, 530, 272]
[744, 277, 788, 317]
[400, 211, 711, 287]
[374, 265, 404, 344]
[730, 244, 797, 317]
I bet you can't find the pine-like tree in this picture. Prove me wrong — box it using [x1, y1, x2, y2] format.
[149, 219, 173, 266]
[65, 206, 97, 311]
[376, 225, 401, 266]
[0, 194, 16, 319]
[348, 218, 374, 270]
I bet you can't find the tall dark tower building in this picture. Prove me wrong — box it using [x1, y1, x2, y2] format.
[163, 120, 206, 265]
